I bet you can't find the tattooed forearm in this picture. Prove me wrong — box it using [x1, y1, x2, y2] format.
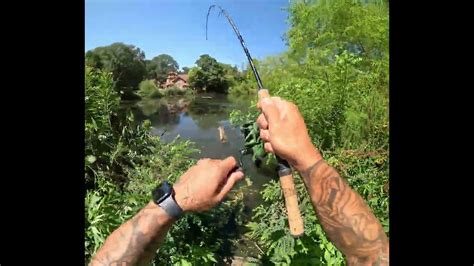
[301, 160, 389, 265]
[89, 202, 175, 266]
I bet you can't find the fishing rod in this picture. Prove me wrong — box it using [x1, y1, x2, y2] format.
[206, 4, 304, 238]
[206, 5, 263, 90]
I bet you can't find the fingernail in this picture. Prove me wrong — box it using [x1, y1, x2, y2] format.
[230, 166, 243, 175]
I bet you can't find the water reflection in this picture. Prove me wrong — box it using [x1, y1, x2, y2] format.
[136, 98, 189, 125]
[186, 101, 231, 130]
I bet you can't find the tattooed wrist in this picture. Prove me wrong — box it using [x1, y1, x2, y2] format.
[301, 158, 325, 181]
[90, 202, 175, 266]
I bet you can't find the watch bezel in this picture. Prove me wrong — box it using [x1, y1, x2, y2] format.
[152, 181, 173, 204]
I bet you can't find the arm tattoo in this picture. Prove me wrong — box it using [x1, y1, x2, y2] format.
[89, 202, 175, 266]
[301, 160, 389, 265]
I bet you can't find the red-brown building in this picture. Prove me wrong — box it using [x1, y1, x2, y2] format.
[162, 71, 189, 89]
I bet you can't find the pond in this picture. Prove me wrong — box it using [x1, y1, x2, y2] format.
[121, 92, 279, 259]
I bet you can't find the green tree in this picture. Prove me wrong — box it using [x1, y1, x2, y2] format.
[85, 66, 249, 264]
[287, 0, 388, 71]
[181, 66, 190, 74]
[85, 42, 147, 92]
[137, 79, 163, 98]
[144, 60, 158, 80]
[148, 54, 179, 84]
[188, 54, 229, 93]
[232, 0, 389, 264]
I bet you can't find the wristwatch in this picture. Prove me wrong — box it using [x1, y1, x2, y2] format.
[152, 181, 183, 219]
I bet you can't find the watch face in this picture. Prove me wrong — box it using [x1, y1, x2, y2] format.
[152, 181, 172, 204]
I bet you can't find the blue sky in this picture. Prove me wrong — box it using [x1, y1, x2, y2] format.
[85, 0, 291, 69]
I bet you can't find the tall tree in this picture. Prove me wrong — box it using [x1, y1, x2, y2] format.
[149, 54, 179, 84]
[85, 43, 147, 91]
[287, 0, 388, 69]
[188, 54, 228, 93]
[144, 60, 158, 80]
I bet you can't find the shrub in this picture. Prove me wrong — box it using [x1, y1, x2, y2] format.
[138, 79, 163, 98]
[85, 66, 248, 264]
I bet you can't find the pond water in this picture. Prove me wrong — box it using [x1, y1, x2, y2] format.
[121, 92, 279, 259]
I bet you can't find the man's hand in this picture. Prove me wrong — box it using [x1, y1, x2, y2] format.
[173, 156, 244, 212]
[257, 94, 322, 172]
[257, 93, 389, 265]
[90, 157, 244, 266]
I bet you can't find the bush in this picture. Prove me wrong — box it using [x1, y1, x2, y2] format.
[230, 0, 389, 264]
[85, 66, 247, 264]
[85, 0, 389, 264]
[85, 67, 159, 187]
[246, 149, 388, 265]
[161, 86, 190, 96]
[228, 80, 256, 96]
[138, 79, 163, 98]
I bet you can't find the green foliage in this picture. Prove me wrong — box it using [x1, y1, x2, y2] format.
[161, 86, 190, 96]
[273, 51, 388, 150]
[231, 0, 389, 264]
[228, 59, 262, 96]
[228, 83, 255, 96]
[138, 79, 163, 98]
[85, 66, 160, 187]
[147, 54, 180, 84]
[85, 66, 248, 265]
[145, 59, 159, 79]
[188, 54, 229, 93]
[220, 62, 244, 89]
[85, 0, 388, 264]
[245, 150, 388, 265]
[287, 0, 388, 66]
[85, 42, 147, 92]
[229, 109, 258, 126]
[181, 66, 190, 74]
[240, 122, 268, 167]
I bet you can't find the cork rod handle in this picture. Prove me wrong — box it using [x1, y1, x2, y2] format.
[258, 89, 304, 237]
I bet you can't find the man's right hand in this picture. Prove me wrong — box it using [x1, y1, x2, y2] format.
[257, 91, 322, 172]
[257, 91, 389, 265]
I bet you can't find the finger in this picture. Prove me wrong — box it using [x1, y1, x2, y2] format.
[216, 171, 245, 201]
[220, 156, 238, 174]
[258, 95, 280, 111]
[258, 89, 270, 100]
[256, 114, 268, 129]
[259, 97, 280, 125]
[259, 129, 270, 142]
[273, 97, 284, 111]
[264, 142, 274, 153]
[197, 158, 210, 165]
[256, 89, 270, 110]
[271, 96, 282, 102]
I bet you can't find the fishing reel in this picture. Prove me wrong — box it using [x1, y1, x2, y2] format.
[239, 121, 268, 168]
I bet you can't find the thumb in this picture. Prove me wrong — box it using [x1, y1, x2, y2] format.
[220, 156, 238, 173]
[217, 170, 244, 201]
